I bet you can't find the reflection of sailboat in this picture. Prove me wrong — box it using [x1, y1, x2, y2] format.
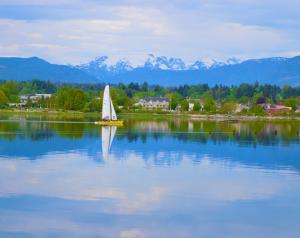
[95, 85, 123, 126]
[102, 126, 117, 160]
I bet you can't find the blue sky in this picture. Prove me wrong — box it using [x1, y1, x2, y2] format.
[0, 0, 300, 65]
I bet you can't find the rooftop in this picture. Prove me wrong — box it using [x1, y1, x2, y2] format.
[140, 97, 170, 102]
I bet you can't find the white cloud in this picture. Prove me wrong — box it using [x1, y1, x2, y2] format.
[0, 1, 299, 64]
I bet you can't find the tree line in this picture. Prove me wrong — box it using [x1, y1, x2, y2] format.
[0, 80, 300, 113]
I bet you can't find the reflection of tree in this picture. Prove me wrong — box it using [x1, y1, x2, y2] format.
[0, 121, 92, 141]
[0, 122, 20, 140]
[1, 117, 300, 146]
[49, 123, 85, 139]
[23, 122, 54, 141]
[118, 119, 300, 146]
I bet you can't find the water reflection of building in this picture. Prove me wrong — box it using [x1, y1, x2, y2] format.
[135, 121, 170, 132]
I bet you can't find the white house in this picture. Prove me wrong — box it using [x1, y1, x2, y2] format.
[136, 97, 170, 110]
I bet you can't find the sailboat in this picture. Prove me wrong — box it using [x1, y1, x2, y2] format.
[95, 85, 124, 126]
[101, 125, 116, 160]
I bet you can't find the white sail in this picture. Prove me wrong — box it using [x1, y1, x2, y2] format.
[101, 126, 117, 160]
[110, 99, 117, 120]
[102, 85, 111, 120]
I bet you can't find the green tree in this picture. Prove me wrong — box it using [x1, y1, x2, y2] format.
[84, 98, 101, 112]
[165, 92, 183, 110]
[219, 102, 237, 114]
[55, 87, 87, 110]
[0, 90, 8, 106]
[181, 100, 189, 111]
[284, 97, 298, 111]
[238, 96, 249, 104]
[0, 81, 19, 102]
[193, 101, 201, 112]
[249, 105, 266, 115]
[203, 97, 216, 112]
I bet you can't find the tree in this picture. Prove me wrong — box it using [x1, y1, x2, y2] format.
[219, 102, 237, 114]
[165, 92, 183, 110]
[284, 97, 298, 111]
[193, 101, 201, 112]
[84, 98, 101, 112]
[181, 100, 189, 111]
[203, 97, 216, 112]
[0, 81, 19, 102]
[55, 87, 87, 110]
[141, 82, 149, 92]
[238, 96, 249, 104]
[0, 90, 8, 106]
[256, 96, 266, 104]
[249, 105, 265, 115]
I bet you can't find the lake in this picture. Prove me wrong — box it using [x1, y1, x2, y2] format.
[0, 115, 300, 238]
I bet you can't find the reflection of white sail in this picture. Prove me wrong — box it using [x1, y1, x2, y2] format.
[102, 126, 117, 160]
[102, 85, 111, 120]
[109, 126, 116, 146]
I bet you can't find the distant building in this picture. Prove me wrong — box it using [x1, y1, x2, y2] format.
[187, 99, 204, 112]
[235, 104, 249, 113]
[262, 104, 292, 114]
[136, 97, 170, 110]
[20, 94, 52, 104]
[188, 103, 194, 111]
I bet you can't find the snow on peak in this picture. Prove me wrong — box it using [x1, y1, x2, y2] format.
[189, 60, 208, 70]
[109, 58, 133, 73]
[144, 54, 186, 70]
[76, 55, 243, 74]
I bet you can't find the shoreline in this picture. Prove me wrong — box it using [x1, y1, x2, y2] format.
[0, 109, 300, 122]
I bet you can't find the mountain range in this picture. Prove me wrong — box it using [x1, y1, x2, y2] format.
[0, 54, 300, 86]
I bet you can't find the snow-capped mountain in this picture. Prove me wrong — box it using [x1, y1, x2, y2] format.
[144, 54, 186, 70]
[75, 54, 240, 74]
[189, 60, 209, 70]
[1, 55, 300, 86]
[76, 56, 134, 79]
[108, 58, 133, 73]
[73, 54, 300, 86]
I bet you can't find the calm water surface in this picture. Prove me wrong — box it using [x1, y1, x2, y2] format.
[1, 115, 300, 238]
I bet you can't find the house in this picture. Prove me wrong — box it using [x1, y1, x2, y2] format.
[188, 99, 204, 112]
[235, 104, 249, 113]
[188, 103, 194, 111]
[136, 97, 170, 110]
[258, 103, 272, 110]
[266, 104, 292, 114]
[20, 94, 52, 104]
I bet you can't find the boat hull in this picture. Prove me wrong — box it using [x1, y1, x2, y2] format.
[95, 120, 124, 126]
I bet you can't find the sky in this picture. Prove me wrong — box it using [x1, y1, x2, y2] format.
[0, 0, 300, 65]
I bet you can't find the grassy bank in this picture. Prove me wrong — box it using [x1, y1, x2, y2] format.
[1, 108, 300, 122]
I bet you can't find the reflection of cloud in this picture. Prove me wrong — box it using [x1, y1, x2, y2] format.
[120, 228, 145, 238]
[1, 148, 300, 238]
[0, 210, 116, 238]
[0, 152, 167, 214]
[116, 187, 166, 214]
[0, 150, 293, 209]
